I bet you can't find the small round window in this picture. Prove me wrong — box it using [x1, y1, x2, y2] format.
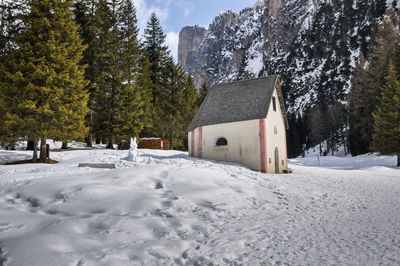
[216, 137, 228, 146]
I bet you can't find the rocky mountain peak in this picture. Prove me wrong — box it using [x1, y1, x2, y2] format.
[266, 0, 283, 18]
[178, 26, 207, 73]
[178, 0, 393, 156]
[178, 0, 389, 109]
[211, 10, 239, 31]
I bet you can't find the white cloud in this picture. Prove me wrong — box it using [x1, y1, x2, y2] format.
[175, 0, 194, 17]
[131, 0, 189, 61]
[132, 0, 170, 33]
[166, 31, 179, 62]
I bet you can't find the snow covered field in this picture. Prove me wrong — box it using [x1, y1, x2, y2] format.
[0, 149, 399, 265]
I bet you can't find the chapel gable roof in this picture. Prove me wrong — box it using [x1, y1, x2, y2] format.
[187, 75, 288, 132]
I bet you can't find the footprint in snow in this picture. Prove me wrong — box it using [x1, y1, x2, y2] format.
[0, 244, 8, 265]
[154, 181, 164, 190]
[162, 200, 173, 208]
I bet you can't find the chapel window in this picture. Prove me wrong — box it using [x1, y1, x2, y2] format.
[216, 137, 228, 146]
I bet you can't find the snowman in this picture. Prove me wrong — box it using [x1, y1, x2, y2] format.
[126, 137, 140, 162]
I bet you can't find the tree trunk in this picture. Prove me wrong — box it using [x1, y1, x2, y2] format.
[106, 138, 114, 149]
[87, 110, 93, 147]
[329, 141, 334, 156]
[169, 131, 174, 150]
[10, 141, 16, 150]
[61, 141, 68, 150]
[342, 130, 347, 155]
[86, 134, 93, 147]
[319, 143, 322, 155]
[397, 152, 400, 167]
[95, 138, 101, 145]
[32, 139, 38, 162]
[27, 140, 35, 151]
[39, 137, 47, 163]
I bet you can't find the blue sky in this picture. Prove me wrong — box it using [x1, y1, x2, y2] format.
[132, 0, 257, 60]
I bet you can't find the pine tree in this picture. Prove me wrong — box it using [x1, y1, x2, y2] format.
[118, 0, 139, 79]
[308, 105, 326, 155]
[198, 83, 208, 106]
[276, 0, 392, 158]
[137, 55, 154, 136]
[0, 0, 27, 144]
[73, 0, 98, 146]
[0, 1, 7, 142]
[92, 0, 148, 148]
[1, 0, 88, 162]
[142, 12, 170, 135]
[95, 0, 120, 146]
[371, 0, 387, 21]
[0, 0, 27, 50]
[348, 14, 398, 156]
[179, 75, 198, 148]
[92, 0, 119, 148]
[371, 61, 400, 166]
[0, 1, 6, 54]
[114, 0, 150, 141]
[395, 38, 400, 71]
[141, 11, 197, 148]
[143, 12, 169, 84]
[286, 113, 303, 158]
[326, 103, 347, 155]
[119, 0, 153, 141]
[157, 60, 198, 149]
[349, 53, 368, 155]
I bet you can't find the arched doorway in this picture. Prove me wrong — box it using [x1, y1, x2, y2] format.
[274, 147, 279, 174]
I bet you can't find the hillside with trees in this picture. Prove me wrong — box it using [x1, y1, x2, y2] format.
[348, 13, 400, 166]
[178, 0, 400, 159]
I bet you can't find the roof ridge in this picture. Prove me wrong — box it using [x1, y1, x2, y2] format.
[211, 75, 279, 90]
[187, 76, 282, 132]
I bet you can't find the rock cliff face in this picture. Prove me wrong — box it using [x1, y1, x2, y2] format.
[178, 5, 265, 88]
[179, 0, 397, 156]
[178, 26, 207, 78]
[178, 0, 315, 89]
[178, 0, 393, 112]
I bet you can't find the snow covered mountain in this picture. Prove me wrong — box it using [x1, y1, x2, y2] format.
[178, 0, 395, 113]
[179, 0, 398, 156]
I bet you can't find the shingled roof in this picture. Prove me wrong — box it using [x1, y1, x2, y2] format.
[187, 75, 288, 132]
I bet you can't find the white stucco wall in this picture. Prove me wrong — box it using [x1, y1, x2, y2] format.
[189, 119, 262, 171]
[188, 87, 288, 174]
[265, 88, 288, 173]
